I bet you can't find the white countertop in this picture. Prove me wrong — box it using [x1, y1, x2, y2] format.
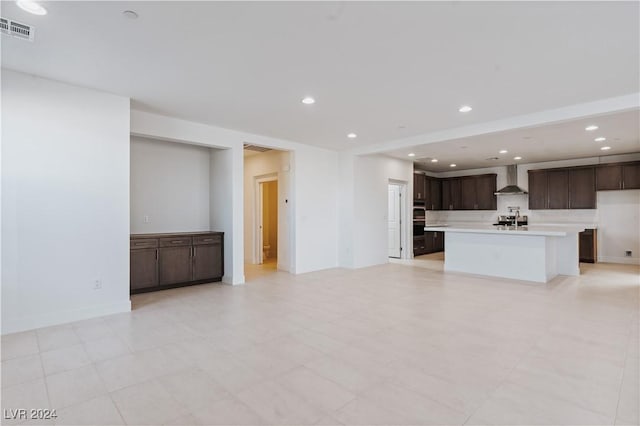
[424, 224, 587, 237]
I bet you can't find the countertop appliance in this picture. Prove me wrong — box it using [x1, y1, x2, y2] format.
[493, 215, 528, 226]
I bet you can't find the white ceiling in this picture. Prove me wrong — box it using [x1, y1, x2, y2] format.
[385, 109, 640, 172]
[2, 2, 639, 151]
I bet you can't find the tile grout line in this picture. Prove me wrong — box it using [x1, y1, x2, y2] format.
[612, 315, 635, 426]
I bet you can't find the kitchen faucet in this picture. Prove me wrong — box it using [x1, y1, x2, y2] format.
[508, 206, 521, 228]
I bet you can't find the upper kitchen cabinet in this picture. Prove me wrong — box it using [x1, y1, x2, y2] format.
[547, 169, 569, 209]
[425, 176, 442, 210]
[596, 161, 640, 190]
[442, 178, 462, 210]
[528, 166, 596, 210]
[528, 170, 548, 210]
[460, 174, 497, 210]
[568, 167, 596, 209]
[413, 173, 426, 201]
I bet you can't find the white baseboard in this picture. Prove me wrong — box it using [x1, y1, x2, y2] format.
[598, 256, 640, 265]
[223, 275, 245, 285]
[2, 300, 132, 335]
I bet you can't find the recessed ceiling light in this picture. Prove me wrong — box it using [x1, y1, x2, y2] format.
[408, 153, 415, 157]
[16, 0, 47, 15]
[347, 133, 357, 139]
[122, 10, 139, 19]
[601, 146, 611, 151]
[514, 156, 522, 160]
[450, 163, 457, 167]
[585, 125, 599, 131]
[499, 150, 508, 154]
[301, 97, 315, 105]
[594, 137, 606, 142]
[431, 159, 438, 163]
[458, 105, 472, 113]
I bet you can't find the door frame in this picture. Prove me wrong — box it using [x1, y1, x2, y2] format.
[388, 179, 409, 260]
[254, 174, 278, 264]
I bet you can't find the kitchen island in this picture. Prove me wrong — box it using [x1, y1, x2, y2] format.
[424, 224, 586, 283]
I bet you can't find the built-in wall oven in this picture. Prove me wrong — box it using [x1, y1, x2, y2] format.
[413, 205, 426, 237]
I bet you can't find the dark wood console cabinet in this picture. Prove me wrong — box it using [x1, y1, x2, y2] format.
[130, 232, 223, 294]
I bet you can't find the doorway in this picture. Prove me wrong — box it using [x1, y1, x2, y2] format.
[257, 178, 278, 266]
[388, 182, 404, 258]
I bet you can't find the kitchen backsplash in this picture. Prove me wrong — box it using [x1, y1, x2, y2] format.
[427, 193, 599, 225]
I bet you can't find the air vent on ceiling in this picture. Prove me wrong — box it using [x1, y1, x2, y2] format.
[0, 18, 35, 41]
[243, 143, 272, 153]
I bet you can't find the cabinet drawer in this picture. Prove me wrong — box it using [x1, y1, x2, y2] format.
[130, 239, 158, 249]
[193, 234, 222, 245]
[159, 237, 192, 247]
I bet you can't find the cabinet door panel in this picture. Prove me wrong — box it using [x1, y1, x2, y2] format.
[569, 168, 596, 209]
[461, 178, 476, 210]
[579, 229, 597, 263]
[596, 165, 622, 190]
[476, 175, 497, 210]
[159, 246, 192, 285]
[547, 170, 569, 209]
[130, 249, 158, 290]
[193, 244, 223, 281]
[429, 179, 442, 210]
[414, 174, 425, 200]
[450, 179, 463, 210]
[528, 171, 547, 209]
[442, 179, 452, 210]
[623, 163, 640, 189]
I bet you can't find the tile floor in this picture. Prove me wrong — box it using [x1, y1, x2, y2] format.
[1, 260, 639, 425]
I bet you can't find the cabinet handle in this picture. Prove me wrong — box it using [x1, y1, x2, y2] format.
[203, 238, 213, 242]
[155, 249, 158, 260]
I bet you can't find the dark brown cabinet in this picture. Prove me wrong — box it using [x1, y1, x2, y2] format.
[442, 178, 462, 210]
[193, 234, 223, 281]
[425, 176, 441, 210]
[459, 174, 497, 210]
[415, 232, 444, 256]
[547, 170, 569, 209]
[130, 232, 224, 294]
[414, 173, 425, 201]
[568, 168, 596, 209]
[529, 167, 596, 210]
[579, 229, 597, 263]
[130, 244, 158, 291]
[596, 165, 622, 190]
[623, 163, 640, 189]
[597, 162, 640, 190]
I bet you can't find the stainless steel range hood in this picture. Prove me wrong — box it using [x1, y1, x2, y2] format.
[495, 165, 528, 195]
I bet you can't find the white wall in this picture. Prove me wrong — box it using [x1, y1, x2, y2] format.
[131, 110, 339, 277]
[340, 154, 413, 269]
[425, 153, 640, 265]
[243, 150, 292, 271]
[1, 70, 131, 334]
[130, 136, 212, 234]
[209, 148, 244, 284]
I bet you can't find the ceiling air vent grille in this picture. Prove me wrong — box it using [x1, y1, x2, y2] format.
[243, 143, 272, 153]
[0, 18, 35, 41]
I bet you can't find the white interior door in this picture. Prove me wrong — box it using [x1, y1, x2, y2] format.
[257, 182, 264, 264]
[388, 184, 402, 258]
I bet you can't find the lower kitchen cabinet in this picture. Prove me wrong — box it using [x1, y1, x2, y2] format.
[579, 229, 597, 263]
[414, 232, 444, 256]
[130, 247, 158, 291]
[130, 232, 224, 294]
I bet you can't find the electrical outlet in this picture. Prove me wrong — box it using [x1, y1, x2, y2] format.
[143, 215, 150, 223]
[625, 250, 632, 257]
[93, 279, 102, 290]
